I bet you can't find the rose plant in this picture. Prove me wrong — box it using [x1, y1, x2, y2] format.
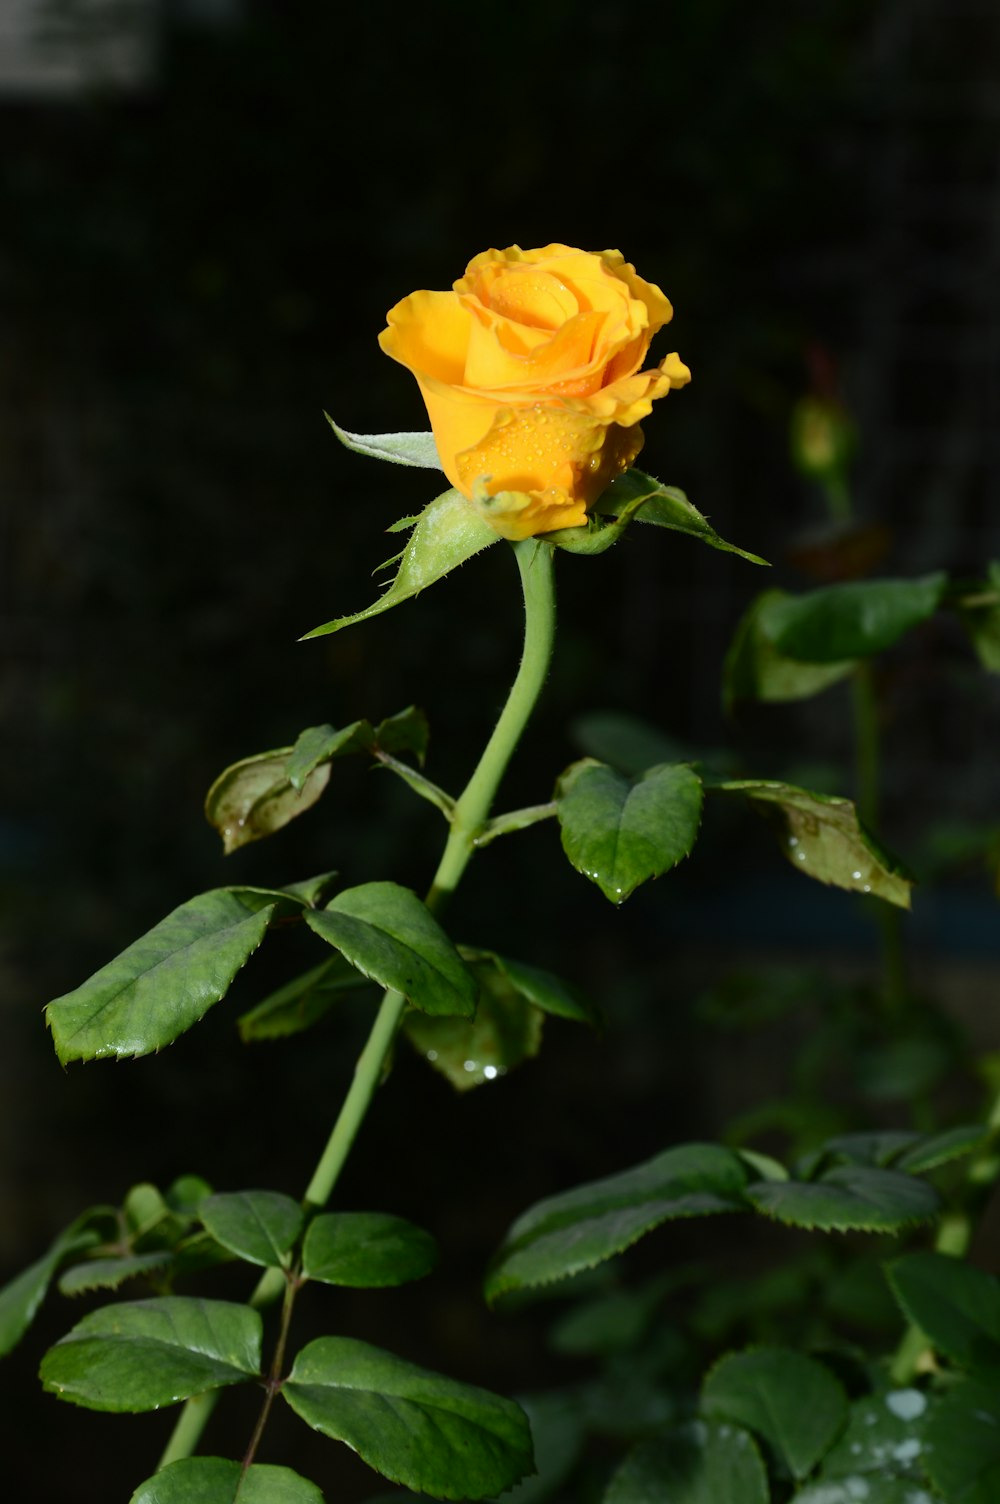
[6, 244, 1000, 1504]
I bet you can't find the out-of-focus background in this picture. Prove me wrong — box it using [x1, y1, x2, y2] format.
[3, 1, 1000, 1497]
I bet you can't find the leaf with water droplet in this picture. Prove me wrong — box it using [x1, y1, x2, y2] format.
[605, 1419, 769, 1504]
[302, 488, 498, 639]
[709, 779, 913, 909]
[555, 759, 703, 903]
[404, 954, 544, 1090]
[702, 1346, 848, 1481]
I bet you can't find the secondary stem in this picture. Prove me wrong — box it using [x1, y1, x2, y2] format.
[157, 537, 556, 1470]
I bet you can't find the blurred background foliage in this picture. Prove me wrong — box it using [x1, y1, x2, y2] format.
[3, 0, 1000, 1496]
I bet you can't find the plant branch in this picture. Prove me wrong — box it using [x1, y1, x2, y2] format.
[156, 536, 557, 1469]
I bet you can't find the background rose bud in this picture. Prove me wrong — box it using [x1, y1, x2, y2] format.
[379, 244, 691, 540]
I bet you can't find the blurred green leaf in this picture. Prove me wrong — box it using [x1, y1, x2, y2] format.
[923, 1378, 1000, 1504]
[486, 1145, 749, 1302]
[464, 949, 600, 1026]
[0, 1213, 106, 1356]
[405, 955, 544, 1091]
[887, 1252, 1000, 1378]
[58, 1251, 172, 1297]
[762, 573, 947, 663]
[238, 956, 372, 1042]
[702, 1346, 847, 1480]
[605, 1419, 768, 1504]
[724, 589, 857, 707]
[747, 1167, 939, 1232]
[571, 710, 687, 776]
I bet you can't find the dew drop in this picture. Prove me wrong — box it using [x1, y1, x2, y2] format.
[852, 870, 862, 880]
[886, 1390, 926, 1421]
[463, 1059, 477, 1073]
[483, 1065, 498, 1080]
[788, 836, 799, 848]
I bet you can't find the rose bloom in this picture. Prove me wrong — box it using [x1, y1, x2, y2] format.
[379, 244, 691, 540]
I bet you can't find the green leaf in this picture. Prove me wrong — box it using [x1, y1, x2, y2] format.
[58, 1250, 172, 1296]
[46, 889, 277, 1063]
[806, 1131, 921, 1172]
[958, 570, 1000, 673]
[813, 1387, 932, 1489]
[724, 589, 857, 707]
[167, 1175, 215, 1215]
[282, 1336, 533, 1500]
[199, 1191, 303, 1269]
[793, 1479, 929, 1504]
[895, 1123, 990, 1173]
[405, 955, 545, 1091]
[713, 780, 913, 909]
[40, 1297, 261, 1411]
[923, 1378, 1000, 1504]
[204, 747, 332, 854]
[131, 1456, 326, 1503]
[485, 1144, 749, 1302]
[555, 759, 703, 903]
[702, 1346, 848, 1480]
[761, 573, 948, 663]
[496, 1391, 586, 1503]
[302, 1213, 438, 1288]
[301, 488, 498, 639]
[326, 415, 442, 470]
[0, 1214, 105, 1356]
[125, 1182, 191, 1249]
[285, 721, 372, 789]
[886, 1252, 1000, 1377]
[595, 470, 768, 565]
[605, 1419, 768, 1504]
[305, 882, 476, 1018]
[238, 956, 372, 1042]
[372, 706, 431, 764]
[467, 949, 600, 1026]
[746, 1166, 939, 1232]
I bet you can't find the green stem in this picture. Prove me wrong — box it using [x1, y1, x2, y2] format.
[157, 537, 556, 1469]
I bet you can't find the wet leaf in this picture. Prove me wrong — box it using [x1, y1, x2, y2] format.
[923, 1378, 1000, 1504]
[702, 1346, 847, 1480]
[713, 780, 913, 908]
[605, 1419, 768, 1504]
[405, 957, 544, 1090]
[556, 759, 703, 903]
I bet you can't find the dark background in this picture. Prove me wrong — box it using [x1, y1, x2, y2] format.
[3, 1, 1000, 1497]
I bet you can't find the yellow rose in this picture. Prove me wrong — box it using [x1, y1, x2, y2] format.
[379, 244, 691, 541]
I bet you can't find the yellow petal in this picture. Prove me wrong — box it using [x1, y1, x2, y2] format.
[379, 290, 470, 385]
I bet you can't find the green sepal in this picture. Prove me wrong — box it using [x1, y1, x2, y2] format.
[301, 1212, 438, 1288]
[302, 488, 498, 639]
[485, 1144, 750, 1303]
[605, 1419, 768, 1504]
[131, 1457, 327, 1504]
[552, 469, 767, 563]
[710, 779, 913, 909]
[886, 1251, 1000, 1378]
[40, 1297, 262, 1412]
[0, 1209, 110, 1356]
[746, 1166, 940, 1232]
[199, 1190, 304, 1269]
[305, 881, 477, 1017]
[45, 889, 284, 1063]
[724, 589, 857, 708]
[325, 415, 442, 470]
[238, 956, 373, 1042]
[701, 1346, 848, 1481]
[281, 1336, 533, 1500]
[555, 759, 704, 903]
